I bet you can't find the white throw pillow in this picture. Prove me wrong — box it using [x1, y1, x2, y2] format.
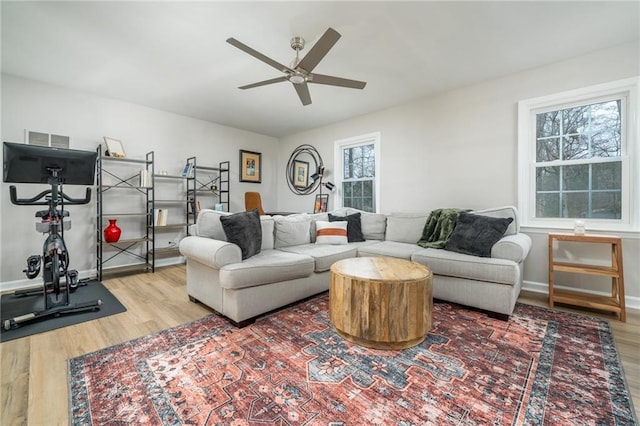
[315, 220, 348, 245]
[274, 213, 312, 248]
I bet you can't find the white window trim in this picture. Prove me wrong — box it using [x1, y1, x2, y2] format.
[333, 132, 381, 213]
[517, 77, 639, 232]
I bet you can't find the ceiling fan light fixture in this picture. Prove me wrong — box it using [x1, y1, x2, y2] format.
[288, 74, 306, 84]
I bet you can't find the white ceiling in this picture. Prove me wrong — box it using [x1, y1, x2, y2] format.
[2, 1, 638, 138]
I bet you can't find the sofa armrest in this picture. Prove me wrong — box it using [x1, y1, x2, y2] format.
[491, 233, 532, 263]
[179, 236, 242, 270]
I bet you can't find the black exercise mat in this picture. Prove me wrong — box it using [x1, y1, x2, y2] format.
[0, 280, 126, 342]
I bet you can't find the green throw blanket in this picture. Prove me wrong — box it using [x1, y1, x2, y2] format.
[417, 208, 469, 249]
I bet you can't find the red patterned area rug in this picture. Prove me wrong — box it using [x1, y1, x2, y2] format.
[69, 295, 637, 425]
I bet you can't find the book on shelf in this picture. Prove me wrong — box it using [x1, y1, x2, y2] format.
[139, 169, 152, 187]
[154, 208, 168, 226]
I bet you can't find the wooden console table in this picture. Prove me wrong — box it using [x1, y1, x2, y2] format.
[548, 233, 625, 322]
[329, 257, 433, 350]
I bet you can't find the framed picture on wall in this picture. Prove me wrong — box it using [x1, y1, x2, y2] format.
[314, 194, 329, 213]
[293, 160, 309, 188]
[240, 150, 262, 183]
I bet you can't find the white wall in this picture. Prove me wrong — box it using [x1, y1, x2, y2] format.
[1, 74, 278, 286]
[278, 41, 640, 305]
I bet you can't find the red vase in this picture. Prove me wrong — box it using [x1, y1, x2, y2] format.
[104, 219, 122, 243]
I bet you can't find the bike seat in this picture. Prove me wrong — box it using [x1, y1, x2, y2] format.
[35, 209, 69, 218]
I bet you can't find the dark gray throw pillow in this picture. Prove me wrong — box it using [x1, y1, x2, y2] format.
[328, 212, 365, 242]
[220, 209, 262, 260]
[444, 212, 513, 257]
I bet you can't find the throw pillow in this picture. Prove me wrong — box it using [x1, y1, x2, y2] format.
[219, 209, 262, 260]
[328, 212, 365, 242]
[444, 212, 514, 257]
[315, 220, 348, 245]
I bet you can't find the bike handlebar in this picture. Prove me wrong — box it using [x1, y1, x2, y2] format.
[9, 186, 92, 206]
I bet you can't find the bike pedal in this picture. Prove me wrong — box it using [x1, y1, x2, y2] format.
[23, 255, 42, 279]
[68, 270, 79, 292]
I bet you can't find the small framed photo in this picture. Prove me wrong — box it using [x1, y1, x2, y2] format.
[181, 162, 193, 177]
[314, 194, 329, 213]
[103, 137, 126, 158]
[240, 150, 262, 183]
[293, 160, 309, 188]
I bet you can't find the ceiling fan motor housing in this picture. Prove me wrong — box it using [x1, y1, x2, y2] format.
[290, 36, 305, 52]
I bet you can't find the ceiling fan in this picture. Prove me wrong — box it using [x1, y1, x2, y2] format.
[226, 27, 367, 106]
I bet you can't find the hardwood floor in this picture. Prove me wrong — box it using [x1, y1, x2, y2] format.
[1, 264, 638, 424]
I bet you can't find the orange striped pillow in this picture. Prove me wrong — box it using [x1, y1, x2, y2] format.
[315, 220, 348, 245]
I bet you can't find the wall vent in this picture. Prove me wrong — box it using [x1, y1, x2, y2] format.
[25, 130, 70, 149]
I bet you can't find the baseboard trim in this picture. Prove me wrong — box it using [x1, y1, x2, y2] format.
[1, 258, 185, 293]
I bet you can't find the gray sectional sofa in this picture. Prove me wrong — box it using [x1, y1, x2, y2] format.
[179, 206, 532, 326]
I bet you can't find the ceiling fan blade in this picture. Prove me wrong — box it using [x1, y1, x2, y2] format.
[296, 28, 341, 73]
[293, 82, 312, 106]
[309, 73, 367, 89]
[239, 76, 288, 90]
[227, 37, 293, 73]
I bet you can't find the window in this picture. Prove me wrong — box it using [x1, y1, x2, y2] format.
[334, 133, 380, 213]
[518, 78, 638, 230]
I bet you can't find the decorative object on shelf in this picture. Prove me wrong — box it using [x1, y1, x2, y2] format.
[314, 194, 329, 213]
[103, 219, 122, 243]
[181, 162, 193, 178]
[286, 144, 324, 195]
[139, 169, 152, 187]
[239, 150, 262, 183]
[292, 159, 308, 188]
[573, 220, 586, 235]
[103, 137, 126, 158]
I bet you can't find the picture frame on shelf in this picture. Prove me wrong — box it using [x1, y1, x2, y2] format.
[293, 160, 309, 188]
[240, 150, 262, 183]
[103, 137, 126, 158]
[314, 194, 329, 213]
[181, 162, 193, 177]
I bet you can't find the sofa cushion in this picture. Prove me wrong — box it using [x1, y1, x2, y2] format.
[279, 243, 358, 272]
[260, 216, 275, 250]
[274, 213, 312, 248]
[356, 240, 423, 260]
[472, 206, 519, 236]
[219, 249, 314, 289]
[220, 209, 262, 260]
[385, 213, 428, 244]
[329, 212, 365, 242]
[196, 209, 231, 240]
[361, 212, 387, 240]
[315, 220, 348, 245]
[411, 248, 520, 286]
[444, 212, 513, 257]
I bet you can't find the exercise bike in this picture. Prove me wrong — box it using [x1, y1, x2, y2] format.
[3, 142, 102, 331]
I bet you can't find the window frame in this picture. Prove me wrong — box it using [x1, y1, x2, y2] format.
[517, 77, 639, 231]
[333, 132, 381, 213]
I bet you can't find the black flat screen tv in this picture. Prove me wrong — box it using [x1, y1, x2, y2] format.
[3, 142, 97, 185]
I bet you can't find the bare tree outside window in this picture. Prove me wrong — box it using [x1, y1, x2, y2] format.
[535, 100, 622, 219]
[342, 143, 375, 212]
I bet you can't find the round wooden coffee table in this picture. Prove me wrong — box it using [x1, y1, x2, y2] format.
[329, 257, 433, 350]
